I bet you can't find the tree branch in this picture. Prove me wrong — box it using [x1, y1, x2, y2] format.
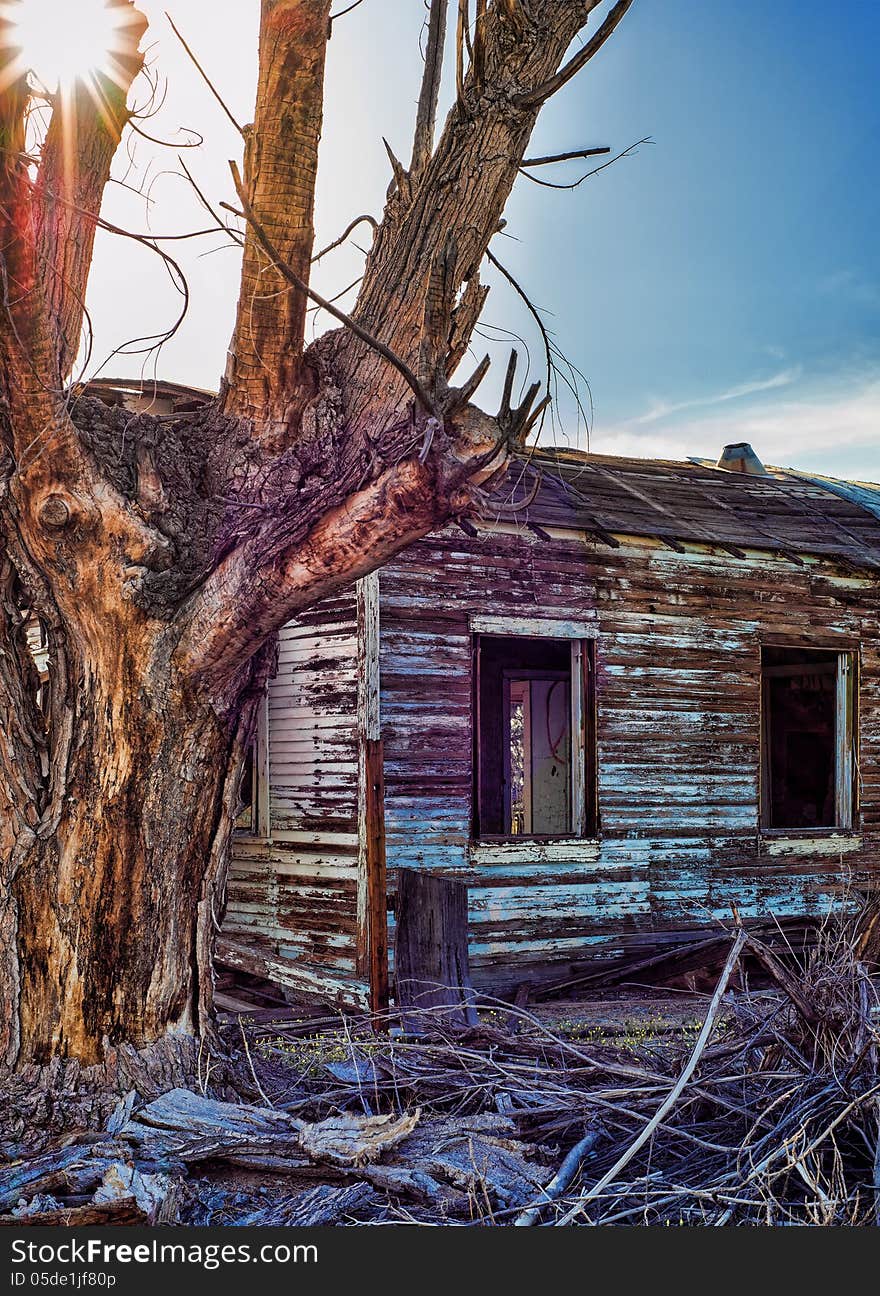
[516, 0, 634, 108]
[165, 11, 245, 137]
[177, 458, 442, 696]
[311, 213, 377, 263]
[222, 0, 333, 426]
[32, 1, 148, 381]
[335, 0, 617, 441]
[410, 0, 448, 174]
[521, 146, 610, 167]
[518, 136, 647, 190]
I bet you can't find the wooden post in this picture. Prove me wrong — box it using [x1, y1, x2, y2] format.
[357, 574, 389, 1019]
[365, 737, 389, 1016]
[394, 868, 478, 1030]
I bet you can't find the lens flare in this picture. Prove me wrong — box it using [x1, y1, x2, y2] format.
[1, 0, 133, 92]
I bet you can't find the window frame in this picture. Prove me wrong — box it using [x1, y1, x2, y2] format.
[759, 644, 858, 835]
[235, 691, 271, 839]
[471, 625, 596, 842]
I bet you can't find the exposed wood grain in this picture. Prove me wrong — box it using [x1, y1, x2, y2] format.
[395, 869, 478, 1028]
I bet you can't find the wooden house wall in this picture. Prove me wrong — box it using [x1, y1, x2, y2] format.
[378, 525, 880, 987]
[224, 590, 367, 1006]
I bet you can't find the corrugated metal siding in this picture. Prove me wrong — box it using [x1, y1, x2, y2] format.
[379, 526, 880, 985]
[225, 590, 367, 1006]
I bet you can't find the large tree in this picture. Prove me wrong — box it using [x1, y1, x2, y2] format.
[0, 0, 633, 1067]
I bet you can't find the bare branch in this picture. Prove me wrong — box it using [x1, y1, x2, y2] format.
[486, 245, 594, 446]
[330, 0, 367, 21]
[411, 0, 448, 174]
[519, 137, 648, 190]
[227, 163, 434, 414]
[447, 352, 491, 411]
[178, 154, 244, 247]
[382, 137, 409, 199]
[521, 146, 610, 167]
[517, 0, 634, 108]
[486, 246, 551, 407]
[346, 0, 619, 436]
[164, 11, 245, 137]
[177, 459, 441, 694]
[126, 118, 203, 149]
[311, 213, 377, 263]
[306, 275, 363, 320]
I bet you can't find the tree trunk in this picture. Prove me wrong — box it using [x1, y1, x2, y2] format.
[0, 0, 633, 1069]
[11, 667, 241, 1065]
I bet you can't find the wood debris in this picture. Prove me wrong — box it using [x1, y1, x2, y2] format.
[2, 915, 880, 1225]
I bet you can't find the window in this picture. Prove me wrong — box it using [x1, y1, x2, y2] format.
[235, 742, 257, 832]
[760, 646, 856, 832]
[235, 694, 270, 837]
[474, 634, 594, 839]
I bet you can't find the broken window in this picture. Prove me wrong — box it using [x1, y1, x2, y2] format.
[234, 695, 270, 837]
[760, 646, 856, 831]
[474, 635, 594, 839]
[235, 742, 257, 832]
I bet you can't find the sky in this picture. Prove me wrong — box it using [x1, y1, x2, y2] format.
[48, 0, 880, 480]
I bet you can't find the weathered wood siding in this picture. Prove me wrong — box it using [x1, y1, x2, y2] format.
[224, 519, 880, 1001]
[379, 525, 880, 987]
[224, 591, 367, 1006]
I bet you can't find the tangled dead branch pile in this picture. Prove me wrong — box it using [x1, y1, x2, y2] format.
[2, 912, 880, 1226]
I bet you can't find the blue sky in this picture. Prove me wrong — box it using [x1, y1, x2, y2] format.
[80, 1, 880, 479]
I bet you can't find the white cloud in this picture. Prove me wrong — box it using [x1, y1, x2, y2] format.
[591, 373, 880, 482]
[635, 368, 800, 424]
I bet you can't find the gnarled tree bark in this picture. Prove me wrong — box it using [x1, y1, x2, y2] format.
[0, 0, 633, 1066]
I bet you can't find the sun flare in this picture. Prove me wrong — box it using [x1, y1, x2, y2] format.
[2, 0, 132, 92]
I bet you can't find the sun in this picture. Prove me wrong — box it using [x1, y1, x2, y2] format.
[2, 0, 134, 92]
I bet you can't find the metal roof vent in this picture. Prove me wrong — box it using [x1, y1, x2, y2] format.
[715, 442, 767, 475]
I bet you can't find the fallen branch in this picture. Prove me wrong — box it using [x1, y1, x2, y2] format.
[513, 1129, 602, 1226]
[555, 928, 747, 1224]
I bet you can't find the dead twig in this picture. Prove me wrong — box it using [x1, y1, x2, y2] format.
[556, 928, 747, 1224]
[226, 161, 435, 415]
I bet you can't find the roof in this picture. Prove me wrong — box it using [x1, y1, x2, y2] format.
[73, 377, 880, 572]
[77, 377, 213, 412]
[491, 448, 880, 572]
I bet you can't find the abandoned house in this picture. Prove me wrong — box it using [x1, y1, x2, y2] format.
[60, 381, 880, 1012]
[222, 437, 880, 1012]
